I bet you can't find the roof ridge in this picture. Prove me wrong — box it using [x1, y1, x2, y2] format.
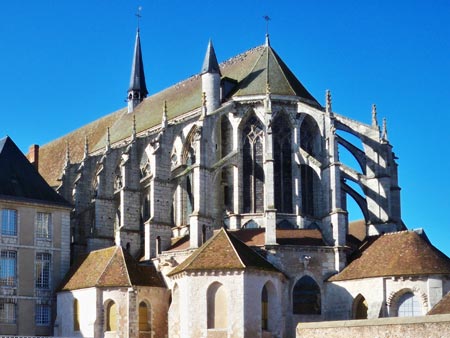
[97, 246, 123, 286]
[120, 247, 133, 286]
[223, 229, 246, 268]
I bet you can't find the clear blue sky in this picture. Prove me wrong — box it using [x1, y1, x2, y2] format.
[1, 1, 449, 256]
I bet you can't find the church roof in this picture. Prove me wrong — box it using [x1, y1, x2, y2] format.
[0, 136, 69, 206]
[428, 292, 450, 315]
[38, 43, 320, 187]
[168, 228, 325, 251]
[329, 230, 450, 281]
[167, 228, 281, 276]
[59, 246, 165, 291]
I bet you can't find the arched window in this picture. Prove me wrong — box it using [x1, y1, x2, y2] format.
[207, 282, 228, 329]
[261, 285, 269, 330]
[73, 298, 80, 331]
[397, 292, 422, 317]
[221, 115, 233, 157]
[139, 301, 150, 331]
[300, 165, 319, 217]
[242, 115, 264, 213]
[353, 294, 368, 319]
[292, 276, 321, 315]
[105, 301, 117, 331]
[272, 113, 293, 213]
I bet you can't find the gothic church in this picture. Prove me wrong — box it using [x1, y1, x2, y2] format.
[32, 29, 450, 337]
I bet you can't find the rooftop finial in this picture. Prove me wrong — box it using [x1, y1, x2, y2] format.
[162, 101, 168, 130]
[106, 127, 111, 152]
[64, 141, 71, 167]
[136, 6, 142, 31]
[84, 136, 89, 159]
[326, 89, 332, 114]
[381, 117, 388, 142]
[263, 15, 271, 46]
[372, 104, 379, 129]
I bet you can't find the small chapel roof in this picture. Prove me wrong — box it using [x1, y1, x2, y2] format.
[428, 292, 450, 315]
[167, 228, 281, 277]
[38, 43, 320, 187]
[59, 246, 165, 291]
[0, 136, 70, 207]
[329, 230, 450, 281]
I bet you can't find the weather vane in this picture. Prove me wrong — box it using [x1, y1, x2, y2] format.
[136, 6, 143, 30]
[263, 15, 271, 36]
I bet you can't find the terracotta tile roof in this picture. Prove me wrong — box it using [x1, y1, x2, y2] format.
[167, 228, 325, 251]
[428, 292, 450, 315]
[0, 136, 70, 207]
[39, 44, 321, 187]
[231, 228, 325, 246]
[348, 219, 367, 241]
[167, 228, 280, 276]
[329, 230, 450, 281]
[59, 246, 165, 291]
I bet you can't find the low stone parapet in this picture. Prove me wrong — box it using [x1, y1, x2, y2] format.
[297, 314, 450, 338]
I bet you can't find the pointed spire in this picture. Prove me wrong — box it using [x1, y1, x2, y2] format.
[127, 29, 148, 113]
[201, 39, 221, 75]
[326, 89, 332, 114]
[371, 104, 379, 129]
[381, 118, 389, 142]
[161, 101, 168, 130]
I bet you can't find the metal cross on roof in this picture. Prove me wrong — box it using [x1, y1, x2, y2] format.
[136, 6, 142, 30]
[263, 15, 271, 36]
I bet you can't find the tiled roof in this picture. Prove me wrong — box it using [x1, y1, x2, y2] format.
[38, 44, 320, 187]
[0, 136, 70, 206]
[329, 231, 450, 281]
[231, 228, 325, 246]
[167, 228, 325, 252]
[428, 292, 450, 315]
[59, 246, 165, 291]
[167, 228, 280, 276]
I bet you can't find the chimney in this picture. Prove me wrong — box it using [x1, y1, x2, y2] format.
[28, 144, 40, 170]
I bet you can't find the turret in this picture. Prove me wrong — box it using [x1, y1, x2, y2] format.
[201, 40, 221, 114]
[127, 29, 148, 113]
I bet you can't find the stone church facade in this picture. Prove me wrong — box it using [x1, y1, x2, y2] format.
[32, 30, 450, 337]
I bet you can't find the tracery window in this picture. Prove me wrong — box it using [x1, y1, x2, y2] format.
[272, 114, 292, 213]
[292, 276, 321, 315]
[242, 116, 264, 213]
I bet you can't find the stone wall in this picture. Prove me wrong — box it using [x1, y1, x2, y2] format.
[296, 314, 450, 338]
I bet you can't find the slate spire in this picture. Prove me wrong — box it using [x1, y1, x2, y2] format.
[201, 39, 221, 75]
[127, 29, 148, 113]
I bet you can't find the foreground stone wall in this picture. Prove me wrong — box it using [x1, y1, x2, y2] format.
[297, 314, 450, 338]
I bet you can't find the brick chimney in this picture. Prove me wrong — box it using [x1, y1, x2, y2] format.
[28, 144, 39, 170]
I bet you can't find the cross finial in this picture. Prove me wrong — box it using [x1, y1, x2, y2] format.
[136, 6, 143, 31]
[263, 15, 271, 46]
